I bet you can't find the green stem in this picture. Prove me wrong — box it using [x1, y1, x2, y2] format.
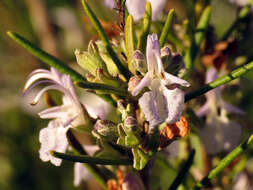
[137, 2, 152, 51]
[51, 151, 133, 165]
[185, 61, 253, 102]
[191, 135, 253, 190]
[75, 81, 127, 95]
[184, 6, 211, 70]
[159, 9, 175, 47]
[7, 31, 85, 82]
[169, 149, 195, 190]
[81, 0, 129, 79]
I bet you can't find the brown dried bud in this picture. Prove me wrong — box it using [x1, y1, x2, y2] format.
[159, 116, 189, 149]
[107, 179, 122, 190]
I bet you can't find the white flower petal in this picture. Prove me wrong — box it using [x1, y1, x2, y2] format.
[104, 0, 116, 8]
[83, 145, 100, 156]
[200, 117, 242, 154]
[24, 73, 54, 91]
[139, 91, 163, 131]
[126, 0, 146, 21]
[32, 85, 65, 105]
[148, 0, 167, 20]
[38, 105, 69, 119]
[146, 34, 161, 74]
[206, 67, 218, 83]
[222, 121, 242, 152]
[74, 163, 91, 187]
[196, 102, 210, 117]
[163, 72, 190, 87]
[81, 91, 120, 123]
[163, 87, 185, 124]
[222, 101, 245, 115]
[132, 73, 152, 96]
[39, 121, 69, 166]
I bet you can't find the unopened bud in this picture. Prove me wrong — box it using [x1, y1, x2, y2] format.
[122, 172, 145, 190]
[161, 46, 172, 57]
[124, 116, 138, 128]
[128, 76, 142, 93]
[165, 53, 185, 76]
[132, 50, 147, 74]
[75, 44, 109, 77]
[94, 120, 118, 141]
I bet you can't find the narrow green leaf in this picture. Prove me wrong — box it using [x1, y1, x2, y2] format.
[7, 31, 85, 82]
[76, 81, 127, 95]
[185, 60, 253, 102]
[184, 6, 211, 70]
[159, 9, 175, 47]
[137, 2, 152, 51]
[125, 15, 136, 74]
[169, 149, 195, 190]
[195, 6, 211, 47]
[191, 135, 253, 190]
[81, 0, 129, 79]
[51, 151, 132, 165]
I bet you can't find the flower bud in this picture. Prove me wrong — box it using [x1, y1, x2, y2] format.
[124, 116, 138, 132]
[122, 172, 145, 190]
[75, 46, 108, 77]
[128, 76, 142, 94]
[132, 50, 147, 74]
[165, 53, 185, 76]
[161, 46, 172, 57]
[94, 120, 118, 141]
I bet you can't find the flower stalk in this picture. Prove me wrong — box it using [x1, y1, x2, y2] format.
[185, 60, 253, 102]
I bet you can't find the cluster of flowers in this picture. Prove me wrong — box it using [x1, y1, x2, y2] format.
[22, 0, 247, 189]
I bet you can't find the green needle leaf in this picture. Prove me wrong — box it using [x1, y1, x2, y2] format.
[76, 81, 127, 95]
[191, 135, 253, 190]
[137, 2, 152, 51]
[169, 149, 195, 190]
[7, 31, 85, 82]
[185, 60, 253, 102]
[184, 6, 211, 70]
[81, 0, 129, 79]
[159, 9, 175, 47]
[51, 151, 133, 165]
[125, 15, 136, 74]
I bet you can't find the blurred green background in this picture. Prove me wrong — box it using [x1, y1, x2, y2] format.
[1, 0, 253, 189]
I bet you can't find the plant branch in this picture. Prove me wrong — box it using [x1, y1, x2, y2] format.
[191, 135, 253, 190]
[185, 61, 253, 102]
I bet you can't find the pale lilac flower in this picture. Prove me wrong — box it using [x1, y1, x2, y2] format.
[39, 120, 68, 166]
[233, 172, 251, 190]
[105, 0, 167, 21]
[74, 163, 92, 186]
[81, 91, 120, 123]
[197, 67, 244, 154]
[229, 0, 251, 6]
[104, 0, 117, 9]
[131, 34, 190, 131]
[73, 145, 99, 186]
[24, 67, 91, 166]
[122, 172, 145, 190]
